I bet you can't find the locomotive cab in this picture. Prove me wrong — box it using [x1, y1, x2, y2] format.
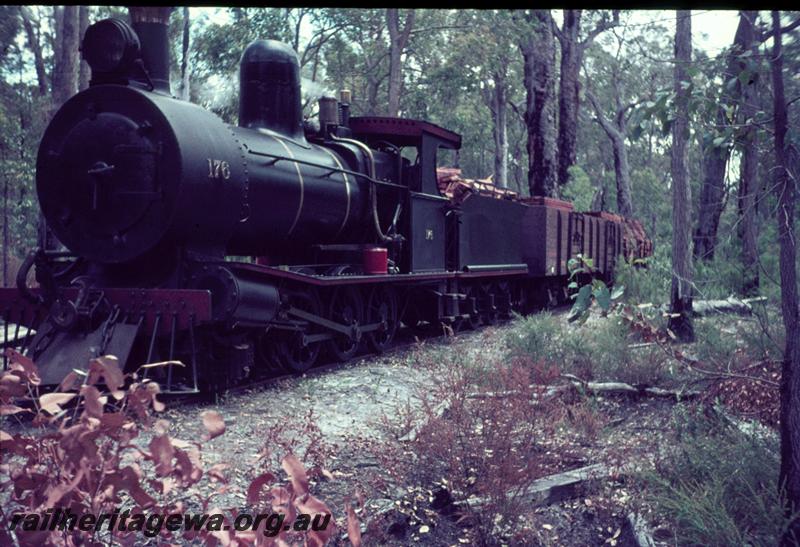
[348, 117, 461, 273]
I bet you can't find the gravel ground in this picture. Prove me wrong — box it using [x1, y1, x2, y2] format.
[151, 318, 683, 546]
[5, 312, 749, 546]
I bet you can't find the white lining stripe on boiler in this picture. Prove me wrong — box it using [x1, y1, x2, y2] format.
[319, 146, 351, 238]
[272, 136, 304, 237]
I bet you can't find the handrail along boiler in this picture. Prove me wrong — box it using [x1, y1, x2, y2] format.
[0, 17, 653, 392]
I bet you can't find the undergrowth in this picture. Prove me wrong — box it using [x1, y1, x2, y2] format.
[505, 312, 673, 386]
[0, 351, 358, 546]
[644, 405, 794, 547]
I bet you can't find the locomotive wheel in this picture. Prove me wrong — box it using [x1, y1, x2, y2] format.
[275, 289, 322, 374]
[324, 287, 364, 362]
[464, 286, 482, 330]
[255, 330, 287, 373]
[366, 286, 398, 353]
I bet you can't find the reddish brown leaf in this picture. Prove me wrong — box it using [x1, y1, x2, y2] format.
[44, 468, 85, 509]
[115, 466, 156, 508]
[57, 371, 81, 392]
[246, 472, 277, 505]
[174, 447, 203, 485]
[281, 454, 309, 496]
[100, 412, 126, 428]
[296, 494, 336, 547]
[202, 410, 225, 440]
[0, 374, 26, 398]
[346, 503, 362, 547]
[0, 404, 28, 416]
[81, 385, 104, 418]
[89, 356, 125, 392]
[39, 392, 76, 414]
[5, 349, 39, 384]
[149, 434, 175, 476]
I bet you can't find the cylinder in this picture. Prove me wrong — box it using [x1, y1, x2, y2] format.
[363, 247, 388, 275]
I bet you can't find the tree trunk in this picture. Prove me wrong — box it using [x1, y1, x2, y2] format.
[669, 10, 694, 342]
[366, 75, 381, 116]
[386, 8, 414, 117]
[484, 62, 509, 188]
[2, 173, 8, 288]
[693, 11, 759, 263]
[611, 132, 633, 218]
[585, 90, 634, 218]
[78, 6, 90, 91]
[521, 10, 557, 197]
[737, 11, 760, 296]
[20, 7, 48, 96]
[52, 6, 63, 85]
[557, 10, 581, 187]
[180, 6, 191, 101]
[590, 179, 605, 211]
[492, 72, 509, 188]
[693, 110, 728, 261]
[556, 10, 618, 187]
[51, 6, 80, 111]
[772, 11, 800, 546]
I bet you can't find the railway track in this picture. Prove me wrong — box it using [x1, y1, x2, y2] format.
[165, 314, 527, 406]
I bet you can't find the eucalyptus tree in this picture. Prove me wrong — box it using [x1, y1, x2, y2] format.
[517, 10, 557, 197]
[386, 9, 414, 117]
[692, 10, 761, 280]
[50, 6, 79, 111]
[771, 12, 800, 542]
[669, 10, 694, 342]
[318, 9, 388, 116]
[554, 9, 619, 187]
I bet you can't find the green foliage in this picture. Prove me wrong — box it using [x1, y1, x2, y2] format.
[506, 312, 671, 385]
[561, 166, 595, 211]
[613, 247, 671, 306]
[505, 311, 562, 360]
[566, 254, 623, 323]
[645, 406, 794, 546]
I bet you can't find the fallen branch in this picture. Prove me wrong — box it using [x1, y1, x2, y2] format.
[466, 377, 699, 401]
[463, 463, 613, 511]
[625, 512, 656, 547]
[560, 374, 700, 400]
[691, 296, 767, 317]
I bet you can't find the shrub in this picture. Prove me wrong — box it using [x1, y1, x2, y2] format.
[613, 247, 670, 306]
[505, 312, 563, 363]
[0, 351, 347, 547]
[401, 347, 561, 543]
[506, 312, 671, 385]
[644, 405, 794, 546]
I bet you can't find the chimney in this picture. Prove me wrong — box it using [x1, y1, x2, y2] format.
[128, 6, 172, 93]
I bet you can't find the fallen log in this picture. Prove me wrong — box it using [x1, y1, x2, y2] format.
[463, 463, 612, 511]
[691, 296, 767, 317]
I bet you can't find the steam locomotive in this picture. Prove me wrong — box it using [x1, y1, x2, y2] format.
[0, 16, 652, 393]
